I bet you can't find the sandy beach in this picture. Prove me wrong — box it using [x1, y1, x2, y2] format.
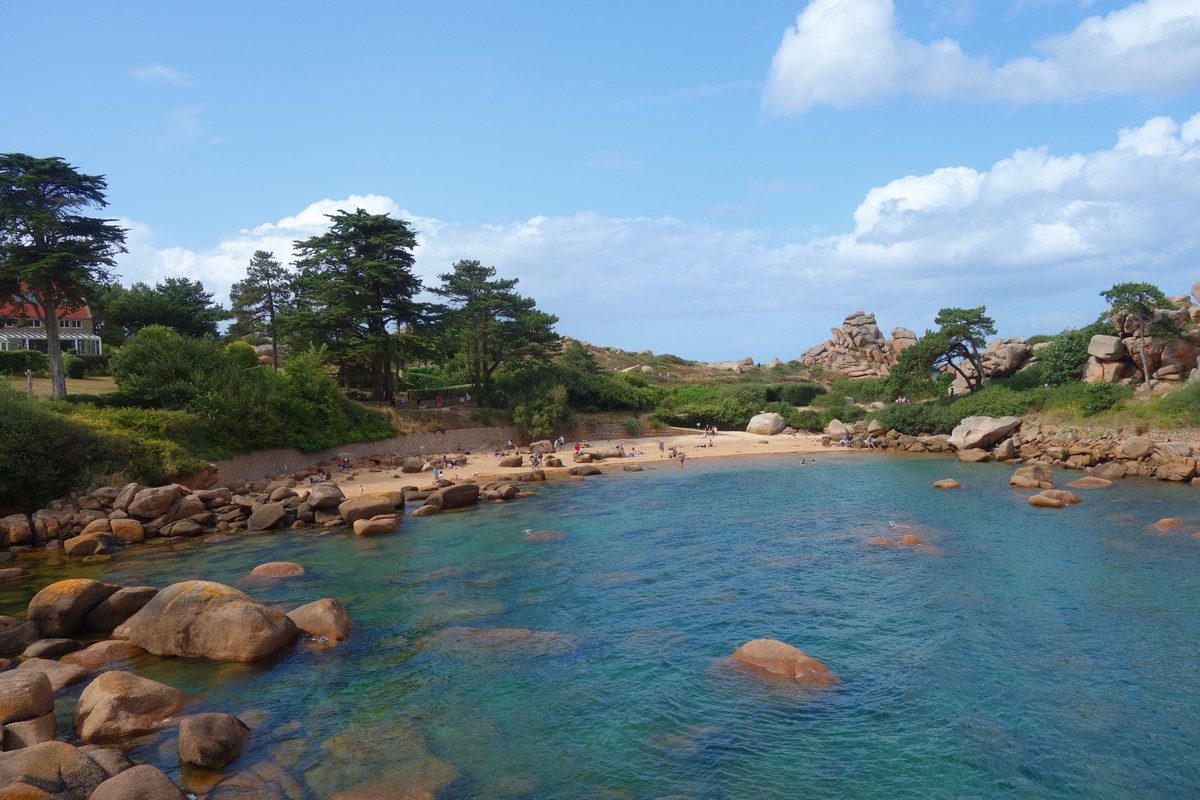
[328, 428, 844, 496]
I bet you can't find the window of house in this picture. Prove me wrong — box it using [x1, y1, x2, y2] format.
[25, 319, 41, 327]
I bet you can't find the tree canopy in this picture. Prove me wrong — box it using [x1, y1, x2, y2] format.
[0, 153, 126, 397]
[433, 259, 560, 400]
[229, 250, 293, 367]
[290, 209, 426, 400]
[1101, 282, 1177, 384]
[97, 277, 227, 342]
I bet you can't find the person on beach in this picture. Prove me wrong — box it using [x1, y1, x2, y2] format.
[574, 442, 581, 456]
[866, 434, 877, 449]
[839, 435, 851, 448]
[678, 451, 686, 465]
[658, 440, 665, 456]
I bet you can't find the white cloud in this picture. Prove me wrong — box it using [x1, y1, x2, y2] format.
[763, 0, 1200, 114]
[129, 64, 193, 87]
[152, 106, 226, 147]
[117, 112, 1200, 358]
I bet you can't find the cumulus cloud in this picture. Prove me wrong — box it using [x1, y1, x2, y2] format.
[763, 0, 1200, 113]
[129, 64, 193, 87]
[118, 112, 1200, 358]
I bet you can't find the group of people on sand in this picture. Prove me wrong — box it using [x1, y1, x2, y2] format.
[837, 433, 878, 449]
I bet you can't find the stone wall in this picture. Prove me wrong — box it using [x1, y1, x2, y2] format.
[212, 426, 518, 485]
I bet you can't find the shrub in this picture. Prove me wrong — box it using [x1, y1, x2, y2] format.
[652, 397, 754, 430]
[1038, 319, 1112, 386]
[109, 325, 224, 408]
[512, 384, 572, 439]
[0, 350, 48, 375]
[1080, 382, 1125, 416]
[876, 403, 963, 436]
[62, 353, 87, 379]
[778, 382, 826, 406]
[813, 378, 889, 409]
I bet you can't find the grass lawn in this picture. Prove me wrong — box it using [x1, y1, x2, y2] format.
[6, 374, 118, 398]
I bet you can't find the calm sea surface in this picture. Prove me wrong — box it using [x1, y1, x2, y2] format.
[6, 454, 1200, 799]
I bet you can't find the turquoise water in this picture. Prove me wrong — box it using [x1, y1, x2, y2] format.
[7, 455, 1200, 799]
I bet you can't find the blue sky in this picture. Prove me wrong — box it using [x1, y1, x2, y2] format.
[5, 1, 1200, 359]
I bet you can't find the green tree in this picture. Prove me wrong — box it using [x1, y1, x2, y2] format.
[291, 209, 426, 400]
[0, 154, 127, 398]
[929, 306, 997, 394]
[1100, 282, 1177, 385]
[433, 259, 560, 400]
[229, 250, 293, 368]
[102, 277, 227, 340]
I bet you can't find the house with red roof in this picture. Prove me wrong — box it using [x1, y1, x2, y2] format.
[0, 290, 103, 355]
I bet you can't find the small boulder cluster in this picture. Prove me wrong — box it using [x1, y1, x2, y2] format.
[0, 576, 351, 796]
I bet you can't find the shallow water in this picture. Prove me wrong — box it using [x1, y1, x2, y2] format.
[7, 455, 1200, 799]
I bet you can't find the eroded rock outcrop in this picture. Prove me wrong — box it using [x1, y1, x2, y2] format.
[800, 312, 913, 379]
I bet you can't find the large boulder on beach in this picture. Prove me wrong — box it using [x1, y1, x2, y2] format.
[247, 502, 287, 532]
[746, 412, 786, 436]
[304, 482, 345, 509]
[824, 419, 849, 438]
[0, 670, 53, 725]
[113, 580, 297, 662]
[729, 639, 839, 688]
[177, 712, 249, 769]
[948, 416, 1022, 452]
[498, 455, 523, 468]
[287, 599, 351, 646]
[91, 764, 187, 800]
[0, 741, 124, 798]
[27, 579, 116, 637]
[338, 495, 395, 524]
[85, 586, 158, 633]
[126, 485, 182, 518]
[74, 671, 186, 743]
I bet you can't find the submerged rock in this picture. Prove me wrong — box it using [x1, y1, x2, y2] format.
[1151, 517, 1184, 533]
[249, 561, 306, 578]
[114, 580, 297, 662]
[932, 479, 961, 489]
[427, 627, 578, 657]
[1065, 476, 1112, 489]
[729, 639, 839, 688]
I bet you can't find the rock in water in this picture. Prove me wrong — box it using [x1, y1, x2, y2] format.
[85, 586, 158, 632]
[91, 764, 187, 800]
[746, 412, 786, 436]
[248, 561, 305, 578]
[932, 479, 961, 489]
[113, 580, 297, 662]
[27, 578, 117, 636]
[177, 712, 250, 769]
[729, 639, 839, 687]
[287, 599, 352, 646]
[353, 515, 399, 536]
[74, 671, 187, 742]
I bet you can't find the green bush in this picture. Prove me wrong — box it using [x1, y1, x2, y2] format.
[512, 384, 571, 439]
[1080, 383, 1125, 416]
[109, 325, 224, 408]
[813, 378, 889, 409]
[62, 353, 87, 379]
[778, 382, 826, 406]
[652, 397, 754, 429]
[876, 403, 964, 436]
[1038, 319, 1112, 386]
[0, 350, 48, 375]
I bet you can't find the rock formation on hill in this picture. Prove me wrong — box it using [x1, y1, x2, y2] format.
[799, 311, 917, 379]
[1083, 286, 1200, 385]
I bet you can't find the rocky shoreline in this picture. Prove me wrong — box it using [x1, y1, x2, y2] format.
[817, 414, 1200, 485]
